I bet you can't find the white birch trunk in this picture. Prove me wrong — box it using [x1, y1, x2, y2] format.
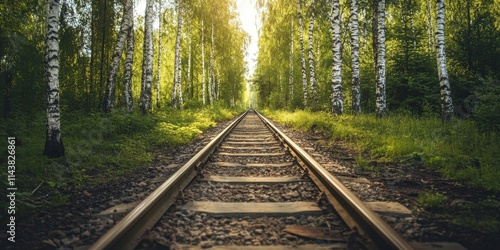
[178, 45, 184, 108]
[123, 0, 134, 113]
[210, 20, 215, 104]
[436, 0, 453, 122]
[308, 7, 317, 103]
[375, 0, 387, 117]
[202, 20, 206, 105]
[330, 0, 343, 115]
[297, 0, 308, 107]
[289, 20, 294, 105]
[187, 23, 192, 100]
[44, 0, 64, 157]
[156, 0, 162, 108]
[103, 0, 133, 112]
[139, 0, 154, 114]
[351, 0, 361, 114]
[172, 0, 183, 109]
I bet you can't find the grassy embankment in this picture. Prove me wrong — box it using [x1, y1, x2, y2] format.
[0, 107, 240, 213]
[264, 109, 500, 232]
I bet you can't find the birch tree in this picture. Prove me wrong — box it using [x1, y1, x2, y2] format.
[123, 1, 134, 113]
[330, 0, 343, 115]
[43, 0, 65, 157]
[436, 0, 453, 122]
[210, 20, 215, 104]
[201, 20, 206, 105]
[351, 0, 361, 114]
[308, 4, 317, 104]
[103, 0, 133, 113]
[289, 20, 294, 106]
[375, 0, 387, 117]
[172, 0, 183, 109]
[187, 21, 192, 99]
[139, 0, 154, 114]
[297, 0, 308, 106]
[156, 0, 163, 108]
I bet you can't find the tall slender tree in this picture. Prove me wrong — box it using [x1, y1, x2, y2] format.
[123, 1, 134, 113]
[289, 20, 294, 106]
[436, 0, 453, 122]
[330, 0, 343, 115]
[123, 10, 135, 113]
[297, 0, 308, 107]
[44, 0, 65, 157]
[172, 0, 183, 109]
[201, 20, 206, 105]
[210, 20, 215, 104]
[308, 4, 317, 104]
[139, 0, 154, 114]
[156, 0, 163, 108]
[103, 0, 133, 112]
[374, 0, 387, 117]
[351, 0, 361, 114]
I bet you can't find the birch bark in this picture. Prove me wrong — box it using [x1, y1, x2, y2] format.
[44, 0, 65, 157]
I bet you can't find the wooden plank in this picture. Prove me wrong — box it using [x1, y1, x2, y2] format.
[201, 176, 305, 184]
[364, 202, 412, 216]
[214, 162, 294, 167]
[226, 138, 274, 142]
[172, 244, 347, 250]
[410, 242, 467, 250]
[219, 145, 281, 150]
[218, 152, 286, 157]
[224, 141, 279, 145]
[183, 201, 322, 216]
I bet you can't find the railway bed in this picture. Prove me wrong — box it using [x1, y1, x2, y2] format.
[89, 110, 465, 250]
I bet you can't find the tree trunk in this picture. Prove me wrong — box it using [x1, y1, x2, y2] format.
[98, 0, 108, 110]
[426, 0, 435, 53]
[210, 20, 215, 104]
[103, 0, 133, 112]
[156, 0, 163, 108]
[202, 20, 206, 105]
[351, 0, 361, 114]
[43, 0, 65, 158]
[436, 0, 453, 122]
[375, 0, 387, 117]
[139, 0, 154, 114]
[123, 0, 134, 113]
[172, 0, 183, 109]
[187, 22, 192, 100]
[330, 0, 343, 115]
[297, 0, 308, 107]
[308, 6, 317, 104]
[289, 20, 294, 106]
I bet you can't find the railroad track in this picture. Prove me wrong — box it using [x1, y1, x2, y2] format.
[89, 110, 426, 249]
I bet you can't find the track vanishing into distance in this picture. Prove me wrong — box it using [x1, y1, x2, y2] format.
[89, 110, 458, 250]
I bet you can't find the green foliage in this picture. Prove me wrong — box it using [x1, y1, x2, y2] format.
[472, 79, 500, 131]
[418, 192, 448, 209]
[265, 109, 500, 191]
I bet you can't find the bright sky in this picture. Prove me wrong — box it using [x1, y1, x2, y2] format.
[136, 0, 260, 77]
[236, 0, 260, 77]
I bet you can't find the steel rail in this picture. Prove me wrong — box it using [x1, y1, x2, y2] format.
[255, 110, 413, 250]
[89, 110, 248, 250]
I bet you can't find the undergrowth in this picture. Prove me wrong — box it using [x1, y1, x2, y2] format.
[0, 106, 239, 215]
[264, 109, 500, 192]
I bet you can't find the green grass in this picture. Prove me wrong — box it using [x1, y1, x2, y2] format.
[0, 106, 240, 214]
[418, 192, 448, 208]
[263, 109, 500, 192]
